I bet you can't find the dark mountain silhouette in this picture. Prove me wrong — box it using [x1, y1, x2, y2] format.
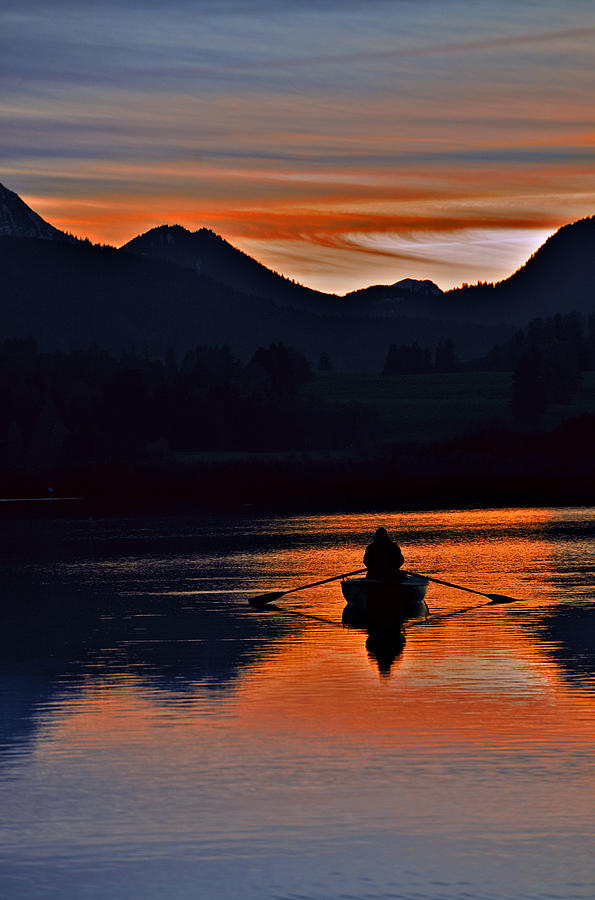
[0, 182, 69, 241]
[122, 224, 337, 312]
[342, 277, 443, 316]
[124, 225, 448, 317]
[0, 233, 499, 367]
[440, 217, 595, 324]
[0, 181, 592, 366]
[491, 216, 595, 316]
[123, 216, 594, 326]
[346, 220, 595, 325]
[0, 234, 290, 358]
[396, 278, 442, 295]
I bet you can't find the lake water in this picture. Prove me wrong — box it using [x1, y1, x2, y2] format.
[1, 506, 594, 900]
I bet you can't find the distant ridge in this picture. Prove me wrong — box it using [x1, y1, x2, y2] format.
[341, 277, 443, 316]
[123, 225, 452, 317]
[0, 182, 69, 241]
[0, 180, 593, 367]
[395, 278, 442, 296]
[0, 233, 500, 368]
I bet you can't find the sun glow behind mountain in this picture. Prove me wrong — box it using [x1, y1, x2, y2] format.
[2, 0, 594, 292]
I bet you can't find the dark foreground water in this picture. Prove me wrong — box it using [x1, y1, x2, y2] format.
[0, 506, 594, 900]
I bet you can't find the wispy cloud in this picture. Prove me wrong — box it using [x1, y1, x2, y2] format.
[2, 0, 594, 290]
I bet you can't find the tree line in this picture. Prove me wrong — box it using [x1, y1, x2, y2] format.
[381, 311, 594, 422]
[0, 339, 377, 477]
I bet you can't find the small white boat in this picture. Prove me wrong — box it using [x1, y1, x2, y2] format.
[341, 574, 429, 627]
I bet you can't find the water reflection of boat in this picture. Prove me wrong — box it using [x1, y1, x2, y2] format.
[366, 629, 406, 676]
[341, 574, 429, 628]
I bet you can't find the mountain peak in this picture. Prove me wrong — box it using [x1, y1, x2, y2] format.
[393, 278, 442, 296]
[121, 221, 332, 305]
[121, 223, 232, 277]
[0, 182, 66, 241]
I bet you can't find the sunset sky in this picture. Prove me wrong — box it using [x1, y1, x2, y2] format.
[3, 0, 594, 293]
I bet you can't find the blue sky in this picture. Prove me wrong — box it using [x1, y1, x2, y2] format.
[2, 0, 594, 291]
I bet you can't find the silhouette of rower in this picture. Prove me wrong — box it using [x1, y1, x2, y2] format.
[363, 527, 405, 582]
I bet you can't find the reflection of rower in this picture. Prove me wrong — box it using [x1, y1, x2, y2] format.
[363, 527, 405, 581]
[366, 629, 406, 678]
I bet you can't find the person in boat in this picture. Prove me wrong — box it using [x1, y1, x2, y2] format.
[363, 526, 405, 582]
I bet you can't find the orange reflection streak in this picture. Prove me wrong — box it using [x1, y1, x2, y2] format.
[34, 509, 594, 766]
[40, 613, 590, 765]
[234, 623, 560, 742]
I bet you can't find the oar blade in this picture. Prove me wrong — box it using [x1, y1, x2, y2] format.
[248, 590, 286, 608]
[486, 593, 522, 605]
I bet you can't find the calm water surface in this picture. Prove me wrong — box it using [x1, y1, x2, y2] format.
[0, 506, 594, 899]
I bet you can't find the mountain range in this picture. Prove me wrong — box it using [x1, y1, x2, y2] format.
[0, 181, 593, 368]
[122, 224, 444, 317]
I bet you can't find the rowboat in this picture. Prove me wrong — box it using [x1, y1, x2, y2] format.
[341, 573, 429, 627]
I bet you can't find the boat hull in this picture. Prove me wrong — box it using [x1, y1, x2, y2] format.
[341, 575, 428, 627]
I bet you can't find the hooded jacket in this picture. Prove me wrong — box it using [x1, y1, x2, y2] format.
[363, 529, 404, 580]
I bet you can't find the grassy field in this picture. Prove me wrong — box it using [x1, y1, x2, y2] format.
[303, 370, 595, 444]
[173, 370, 595, 465]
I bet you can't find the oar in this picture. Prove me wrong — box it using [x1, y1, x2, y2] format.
[248, 568, 366, 609]
[402, 570, 523, 604]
